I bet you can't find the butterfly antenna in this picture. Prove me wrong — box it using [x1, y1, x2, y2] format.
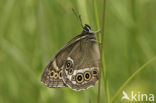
[72, 8, 84, 28]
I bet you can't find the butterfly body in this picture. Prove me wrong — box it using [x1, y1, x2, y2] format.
[41, 24, 100, 91]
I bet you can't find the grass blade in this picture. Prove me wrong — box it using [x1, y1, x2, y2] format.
[93, 0, 110, 103]
[111, 56, 156, 103]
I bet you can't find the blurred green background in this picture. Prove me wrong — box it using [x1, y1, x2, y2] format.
[0, 0, 156, 103]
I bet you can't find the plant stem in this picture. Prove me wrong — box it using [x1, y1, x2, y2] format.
[111, 56, 156, 103]
[101, 0, 110, 103]
[93, 0, 110, 103]
[93, 1, 101, 102]
[93, 0, 100, 38]
[93, 0, 101, 103]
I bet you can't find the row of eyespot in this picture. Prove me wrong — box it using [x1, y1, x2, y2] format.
[71, 70, 98, 84]
[65, 60, 98, 83]
[47, 59, 73, 79]
[48, 69, 98, 84]
[48, 70, 63, 79]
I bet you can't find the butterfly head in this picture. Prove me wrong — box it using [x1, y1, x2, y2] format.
[83, 24, 91, 32]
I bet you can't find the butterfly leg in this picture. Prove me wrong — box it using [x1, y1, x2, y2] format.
[90, 39, 102, 45]
[90, 29, 101, 34]
[94, 29, 101, 34]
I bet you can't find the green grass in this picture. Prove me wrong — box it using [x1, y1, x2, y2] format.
[0, 0, 156, 103]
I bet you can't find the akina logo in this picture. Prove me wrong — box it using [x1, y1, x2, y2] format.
[121, 91, 154, 102]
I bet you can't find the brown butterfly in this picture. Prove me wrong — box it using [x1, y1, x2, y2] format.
[41, 24, 100, 91]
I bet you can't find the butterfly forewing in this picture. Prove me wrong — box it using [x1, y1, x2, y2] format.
[41, 35, 85, 88]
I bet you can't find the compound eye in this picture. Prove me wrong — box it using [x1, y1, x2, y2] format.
[76, 73, 84, 84]
[66, 60, 73, 69]
[83, 24, 91, 32]
[84, 71, 91, 81]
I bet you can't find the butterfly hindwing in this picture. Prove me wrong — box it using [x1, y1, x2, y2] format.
[62, 32, 100, 91]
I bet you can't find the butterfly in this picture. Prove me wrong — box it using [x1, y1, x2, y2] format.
[41, 24, 100, 91]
